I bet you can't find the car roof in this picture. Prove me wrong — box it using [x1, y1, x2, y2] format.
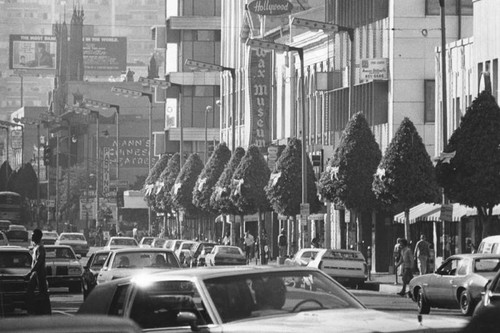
[110, 236, 136, 240]
[0, 246, 29, 252]
[45, 245, 74, 249]
[448, 253, 500, 260]
[60, 232, 84, 235]
[101, 265, 321, 287]
[109, 248, 174, 254]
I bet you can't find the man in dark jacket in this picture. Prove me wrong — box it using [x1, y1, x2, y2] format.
[25, 229, 51, 314]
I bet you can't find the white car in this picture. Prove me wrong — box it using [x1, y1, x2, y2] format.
[174, 241, 197, 264]
[56, 233, 89, 257]
[308, 249, 368, 287]
[96, 248, 180, 284]
[138, 237, 155, 248]
[285, 248, 322, 266]
[103, 236, 139, 251]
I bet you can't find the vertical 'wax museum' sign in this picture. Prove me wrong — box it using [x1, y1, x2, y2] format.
[248, 47, 272, 150]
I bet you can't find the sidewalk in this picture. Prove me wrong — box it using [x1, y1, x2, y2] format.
[363, 272, 405, 294]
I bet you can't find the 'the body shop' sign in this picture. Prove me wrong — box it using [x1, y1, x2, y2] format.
[248, 47, 272, 150]
[248, 0, 293, 16]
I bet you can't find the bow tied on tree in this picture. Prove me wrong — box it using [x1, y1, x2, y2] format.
[435, 151, 456, 164]
[376, 168, 386, 180]
[269, 172, 282, 187]
[233, 178, 245, 196]
[326, 165, 340, 180]
[145, 184, 155, 196]
[173, 182, 182, 195]
[155, 181, 164, 195]
[197, 177, 208, 192]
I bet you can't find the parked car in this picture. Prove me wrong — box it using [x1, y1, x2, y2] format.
[82, 249, 110, 299]
[477, 235, 500, 254]
[205, 245, 246, 266]
[42, 230, 59, 245]
[150, 237, 167, 248]
[285, 248, 322, 266]
[0, 246, 31, 313]
[0, 230, 9, 246]
[409, 253, 500, 315]
[138, 236, 155, 248]
[307, 249, 368, 287]
[1, 315, 142, 333]
[103, 236, 139, 251]
[191, 241, 217, 267]
[44, 245, 84, 293]
[175, 240, 197, 265]
[6, 227, 30, 248]
[163, 239, 187, 252]
[96, 248, 180, 284]
[78, 266, 467, 332]
[56, 232, 89, 257]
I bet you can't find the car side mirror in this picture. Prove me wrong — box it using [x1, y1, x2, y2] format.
[177, 311, 199, 332]
[76, 254, 82, 260]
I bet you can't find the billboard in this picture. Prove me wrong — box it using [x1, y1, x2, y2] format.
[9, 34, 127, 72]
[83, 36, 127, 72]
[9, 35, 56, 70]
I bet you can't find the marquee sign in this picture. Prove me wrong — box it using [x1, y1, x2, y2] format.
[248, 0, 293, 16]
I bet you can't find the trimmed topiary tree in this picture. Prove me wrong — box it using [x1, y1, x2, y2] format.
[156, 153, 181, 216]
[193, 143, 232, 213]
[436, 91, 500, 240]
[229, 145, 270, 264]
[143, 154, 170, 211]
[171, 153, 204, 224]
[0, 161, 13, 191]
[373, 117, 440, 240]
[318, 112, 381, 250]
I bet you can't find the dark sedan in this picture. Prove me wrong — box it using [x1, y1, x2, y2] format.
[473, 257, 500, 316]
[409, 253, 500, 315]
[205, 245, 246, 266]
[82, 249, 110, 299]
[0, 247, 31, 313]
[45, 245, 84, 293]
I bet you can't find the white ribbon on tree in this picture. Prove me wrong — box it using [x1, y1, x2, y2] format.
[376, 168, 386, 180]
[155, 181, 165, 195]
[173, 182, 182, 195]
[145, 184, 155, 196]
[233, 178, 244, 196]
[197, 177, 207, 192]
[326, 165, 339, 180]
[270, 172, 282, 187]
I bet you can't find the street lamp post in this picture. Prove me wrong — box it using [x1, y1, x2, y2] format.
[184, 59, 236, 152]
[205, 105, 212, 163]
[83, 99, 121, 230]
[111, 86, 154, 234]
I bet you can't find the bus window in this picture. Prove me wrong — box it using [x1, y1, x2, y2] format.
[0, 192, 23, 225]
[0, 220, 11, 232]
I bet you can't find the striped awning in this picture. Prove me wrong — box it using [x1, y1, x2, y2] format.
[394, 203, 467, 224]
[466, 205, 500, 216]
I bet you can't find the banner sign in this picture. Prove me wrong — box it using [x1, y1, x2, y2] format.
[9, 34, 126, 72]
[9, 35, 56, 70]
[100, 137, 158, 169]
[248, 0, 293, 16]
[248, 47, 272, 150]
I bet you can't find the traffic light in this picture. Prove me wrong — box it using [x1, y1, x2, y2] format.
[43, 145, 52, 166]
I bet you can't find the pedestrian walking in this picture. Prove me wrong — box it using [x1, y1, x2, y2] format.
[393, 237, 402, 284]
[395, 238, 414, 297]
[244, 231, 255, 264]
[222, 232, 231, 246]
[277, 228, 287, 258]
[25, 229, 51, 315]
[414, 234, 430, 275]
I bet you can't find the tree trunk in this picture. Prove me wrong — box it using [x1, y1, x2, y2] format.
[404, 208, 411, 241]
[258, 208, 265, 264]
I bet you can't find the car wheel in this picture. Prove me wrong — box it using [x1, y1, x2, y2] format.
[459, 290, 474, 316]
[416, 288, 430, 314]
[69, 282, 82, 294]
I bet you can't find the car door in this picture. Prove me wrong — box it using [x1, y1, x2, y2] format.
[446, 258, 469, 307]
[426, 258, 460, 306]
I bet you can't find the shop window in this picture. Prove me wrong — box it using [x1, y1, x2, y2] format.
[426, 0, 472, 16]
[424, 80, 435, 123]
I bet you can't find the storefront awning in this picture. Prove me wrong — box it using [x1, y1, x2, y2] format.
[394, 203, 467, 224]
[466, 205, 500, 216]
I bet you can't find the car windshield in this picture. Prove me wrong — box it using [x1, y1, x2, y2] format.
[142, 238, 154, 245]
[0, 251, 32, 268]
[46, 247, 76, 259]
[204, 270, 364, 323]
[44, 232, 58, 238]
[181, 243, 193, 250]
[154, 239, 166, 247]
[111, 238, 137, 246]
[6, 230, 28, 241]
[322, 250, 363, 261]
[474, 258, 500, 272]
[219, 247, 241, 255]
[112, 252, 178, 269]
[60, 234, 85, 241]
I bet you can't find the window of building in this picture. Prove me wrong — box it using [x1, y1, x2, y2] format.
[426, 0, 472, 16]
[424, 80, 435, 123]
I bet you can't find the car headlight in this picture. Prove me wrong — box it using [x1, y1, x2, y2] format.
[69, 267, 82, 275]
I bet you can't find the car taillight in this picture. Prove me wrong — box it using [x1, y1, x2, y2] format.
[318, 261, 323, 270]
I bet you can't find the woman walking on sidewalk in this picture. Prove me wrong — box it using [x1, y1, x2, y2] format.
[395, 238, 414, 297]
[393, 238, 402, 284]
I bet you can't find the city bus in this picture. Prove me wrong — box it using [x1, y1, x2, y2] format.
[0, 191, 23, 225]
